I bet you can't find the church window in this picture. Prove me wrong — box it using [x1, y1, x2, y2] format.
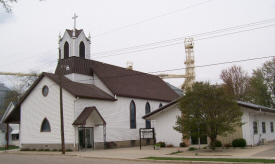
[145, 102, 151, 128]
[41, 118, 51, 132]
[42, 85, 49, 97]
[79, 41, 85, 58]
[64, 41, 69, 59]
[159, 103, 163, 108]
[130, 101, 136, 129]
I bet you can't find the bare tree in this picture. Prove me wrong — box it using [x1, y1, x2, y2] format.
[220, 65, 250, 102]
[0, 0, 17, 13]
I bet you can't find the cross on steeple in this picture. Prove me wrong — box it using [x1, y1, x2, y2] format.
[72, 13, 78, 36]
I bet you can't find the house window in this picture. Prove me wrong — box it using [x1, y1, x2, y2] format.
[262, 122, 266, 134]
[79, 41, 85, 58]
[130, 101, 136, 129]
[64, 41, 69, 59]
[42, 85, 49, 97]
[41, 118, 51, 132]
[159, 103, 163, 108]
[145, 102, 151, 128]
[253, 122, 258, 134]
[271, 122, 274, 133]
[12, 134, 19, 141]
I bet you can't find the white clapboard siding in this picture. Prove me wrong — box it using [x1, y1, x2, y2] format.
[150, 104, 182, 147]
[75, 96, 168, 142]
[20, 77, 75, 144]
[241, 107, 275, 146]
[60, 30, 90, 59]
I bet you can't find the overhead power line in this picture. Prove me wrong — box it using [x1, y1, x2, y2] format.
[91, 18, 275, 58]
[0, 48, 57, 69]
[28, 55, 275, 93]
[90, 0, 212, 39]
[1, 17, 275, 77]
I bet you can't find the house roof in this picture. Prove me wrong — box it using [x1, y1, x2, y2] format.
[143, 99, 275, 119]
[55, 57, 179, 102]
[0, 101, 17, 122]
[237, 101, 275, 113]
[166, 82, 183, 97]
[142, 97, 181, 119]
[44, 73, 116, 100]
[2, 72, 116, 123]
[0, 123, 12, 132]
[72, 106, 106, 125]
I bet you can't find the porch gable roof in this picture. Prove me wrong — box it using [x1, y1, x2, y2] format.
[72, 106, 106, 126]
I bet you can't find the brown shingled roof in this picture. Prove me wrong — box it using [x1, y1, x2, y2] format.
[66, 29, 83, 37]
[55, 57, 180, 102]
[72, 106, 106, 125]
[45, 73, 115, 100]
[3, 72, 115, 124]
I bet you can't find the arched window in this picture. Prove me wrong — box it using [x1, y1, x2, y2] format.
[145, 102, 151, 128]
[130, 101, 136, 129]
[41, 118, 51, 132]
[159, 103, 163, 108]
[64, 42, 69, 59]
[79, 41, 85, 58]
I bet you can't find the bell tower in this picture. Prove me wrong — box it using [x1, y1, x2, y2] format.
[58, 13, 91, 59]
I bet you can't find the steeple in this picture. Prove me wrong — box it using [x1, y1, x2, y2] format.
[58, 14, 91, 60]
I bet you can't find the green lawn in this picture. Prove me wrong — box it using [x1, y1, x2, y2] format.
[142, 157, 275, 163]
[0, 146, 19, 151]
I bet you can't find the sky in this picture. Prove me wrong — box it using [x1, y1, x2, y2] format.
[0, 0, 275, 89]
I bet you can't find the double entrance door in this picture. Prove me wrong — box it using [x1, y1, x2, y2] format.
[79, 127, 94, 151]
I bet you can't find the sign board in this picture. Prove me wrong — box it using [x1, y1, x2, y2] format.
[139, 128, 155, 150]
[140, 128, 154, 139]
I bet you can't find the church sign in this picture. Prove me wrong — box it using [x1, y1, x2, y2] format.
[139, 128, 155, 150]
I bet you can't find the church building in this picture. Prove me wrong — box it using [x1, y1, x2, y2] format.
[2, 25, 179, 150]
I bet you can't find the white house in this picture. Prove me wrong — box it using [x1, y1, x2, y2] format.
[1, 102, 20, 146]
[0, 123, 12, 147]
[2, 27, 179, 151]
[142, 99, 275, 147]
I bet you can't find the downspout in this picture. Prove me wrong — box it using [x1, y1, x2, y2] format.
[74, 97, 79, 148]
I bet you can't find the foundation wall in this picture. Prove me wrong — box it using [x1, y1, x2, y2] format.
[21, 143, 77, 151]
[21, 139, 155, 151]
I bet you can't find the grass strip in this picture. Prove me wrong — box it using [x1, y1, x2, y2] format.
[0, 146, 19, 151]
[142, 157, 275, 163]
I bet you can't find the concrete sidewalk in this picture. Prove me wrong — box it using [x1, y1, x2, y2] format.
[3, 142, 275, 161]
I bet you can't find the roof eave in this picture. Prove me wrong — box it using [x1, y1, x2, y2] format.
[142, 97, 181, 119]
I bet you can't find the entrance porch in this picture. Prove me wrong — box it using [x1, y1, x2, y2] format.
[73, 106, 106, 151]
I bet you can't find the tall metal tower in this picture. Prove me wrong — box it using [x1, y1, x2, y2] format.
[181, 38, 195, 90]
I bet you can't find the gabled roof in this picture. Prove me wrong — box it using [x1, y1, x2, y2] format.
[66, 29, 83, 37]
[44, 73, 116, 100]
[142, 97, 180, 119]
[1, 102, 17, 122]
[55, 57, 179, 102]
[2, 72, 116, 123]
[142, 99, 275, 120]
[237, 101, 275, 113]
[72, 106, 106, 126]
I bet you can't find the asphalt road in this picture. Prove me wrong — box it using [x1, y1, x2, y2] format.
[0, 154, 157, 164]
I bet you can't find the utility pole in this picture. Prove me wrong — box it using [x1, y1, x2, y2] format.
[59, 47, 65, 154]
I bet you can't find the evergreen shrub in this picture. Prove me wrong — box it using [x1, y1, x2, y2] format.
[232, 138, 246, 147]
